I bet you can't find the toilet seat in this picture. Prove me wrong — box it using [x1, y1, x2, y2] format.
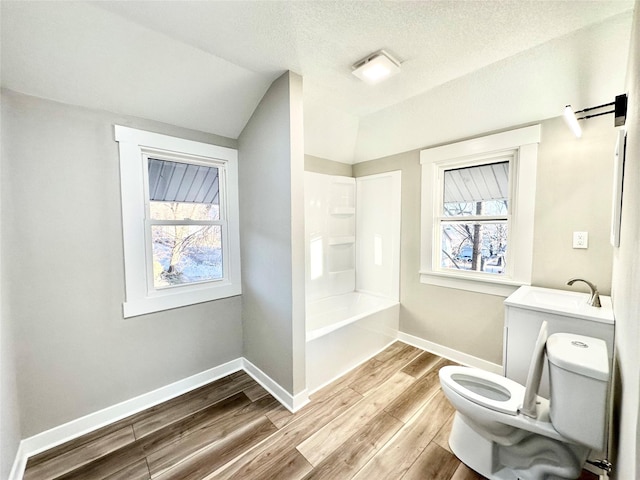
[440, 365, 525, 415]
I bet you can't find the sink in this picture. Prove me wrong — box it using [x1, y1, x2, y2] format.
[528, 290, 584, 310]
[504, 286, 614, 324]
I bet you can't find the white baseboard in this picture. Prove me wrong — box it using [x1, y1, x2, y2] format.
[398, 331, 503, 374]
[8, 443, 27, 480]
[241, 358, 309, 412]
[10, 358, 244, 480]
[9, 335, 497, 480]
[8, 356, 307, 480]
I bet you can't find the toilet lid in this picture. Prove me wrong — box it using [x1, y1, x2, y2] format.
[440, 366, 525, 415]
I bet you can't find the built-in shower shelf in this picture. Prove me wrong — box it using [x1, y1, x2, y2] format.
[328, 236, 356, 246]
[328, 268, 355, 275]
[330, 207, 355, 215]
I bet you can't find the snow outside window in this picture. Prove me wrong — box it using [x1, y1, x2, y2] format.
[420, 125, 540, 296]
[115, 126, 241, 317]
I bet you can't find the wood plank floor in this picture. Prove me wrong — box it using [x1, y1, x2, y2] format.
[23, 342, 598, 480]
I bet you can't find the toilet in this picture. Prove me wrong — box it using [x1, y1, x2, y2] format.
[439, 321, 610, 480]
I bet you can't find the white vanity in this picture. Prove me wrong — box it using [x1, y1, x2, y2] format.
[503, 285, 615, 399]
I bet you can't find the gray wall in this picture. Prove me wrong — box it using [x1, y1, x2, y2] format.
[0, 307, 20, 480]
[1, 90, 243, 438]
[304, 154, 353, 177]
[354, 115, 616, 365]
[532, 115, 615, 291]
[0, 129, 21, 480]
[238, 72, 306, 395]
[611, 2, 640, 478]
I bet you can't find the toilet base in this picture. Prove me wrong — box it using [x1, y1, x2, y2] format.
[449, 412, 589, 480]
[449, 413, 499, 478]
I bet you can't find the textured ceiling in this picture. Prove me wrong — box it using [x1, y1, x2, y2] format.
[1, 1, 635, 163]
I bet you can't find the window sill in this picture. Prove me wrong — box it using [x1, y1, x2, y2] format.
[123, 283, 241, 318]
[419, 270, 526, 297]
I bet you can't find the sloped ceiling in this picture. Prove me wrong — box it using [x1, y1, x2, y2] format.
[1, 1, 634, 163]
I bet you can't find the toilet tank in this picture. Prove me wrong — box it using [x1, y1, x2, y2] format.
[547, 333, 609, 451]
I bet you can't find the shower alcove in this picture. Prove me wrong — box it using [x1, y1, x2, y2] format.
[305, 170, 401, 392]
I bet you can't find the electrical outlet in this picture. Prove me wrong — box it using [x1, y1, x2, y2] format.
[573, 231, 588, 249]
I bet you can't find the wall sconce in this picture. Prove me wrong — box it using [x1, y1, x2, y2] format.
[352, 50, 401, 85]
[563, 105, 583, 138]
[564, 94, 628, 138]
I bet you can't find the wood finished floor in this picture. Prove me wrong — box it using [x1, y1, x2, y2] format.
[23, 342, 598, 480]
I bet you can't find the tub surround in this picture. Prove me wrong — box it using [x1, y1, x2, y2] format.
[306, 292, 399, 342]
[304, 171, 401, 303]
[304, 171, 402, 393]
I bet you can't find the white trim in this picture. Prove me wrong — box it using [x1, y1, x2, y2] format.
[398, 331, 503, 374]
[8, 443, 28, 480]
[114, 125, 242, 318]
[610, 129, 626, 248]
[6, 335, 500, 479]
[420, 124, 541, 164]
[419, 125, 539, 295]
[122, 285, 241, 318]
[19, 359, 243, 459]
[510, 142, 537, 283]
[431, 154, 515, 279]
[114, 126, 237, 159]
[419, 271, 524, 297]
[8, 357, 305, 479]
[241, 358, 310, 412]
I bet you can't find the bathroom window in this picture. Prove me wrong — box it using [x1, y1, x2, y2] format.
[115, 126, 241, 317]
[420, 125, 540, 296]
[439, 160, 511, 276]
[147, 158, 224, 289]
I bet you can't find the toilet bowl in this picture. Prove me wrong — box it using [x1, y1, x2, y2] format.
[439, 322, 610, 480]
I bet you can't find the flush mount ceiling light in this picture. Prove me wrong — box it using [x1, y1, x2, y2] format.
[563, 94, 628, 138]
[352, 50, 401, 85]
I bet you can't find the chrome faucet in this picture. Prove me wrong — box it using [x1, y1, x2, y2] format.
[567, 278, 602, 307]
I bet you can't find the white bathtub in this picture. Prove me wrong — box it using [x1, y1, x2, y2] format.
[306, 292, 399, 393]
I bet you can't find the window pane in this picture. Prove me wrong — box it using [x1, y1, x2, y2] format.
[443, 162, 509, 217]
[149, 201, 220, 221]
[152, 225, 223, 287]
[148, 158, 220, 220]
[440, 222, 508, 275]
[148, 158, 219, 201]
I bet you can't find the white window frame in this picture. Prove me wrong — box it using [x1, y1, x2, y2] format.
[420, 125, 540, 296]
[115, 126, 241, 317]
